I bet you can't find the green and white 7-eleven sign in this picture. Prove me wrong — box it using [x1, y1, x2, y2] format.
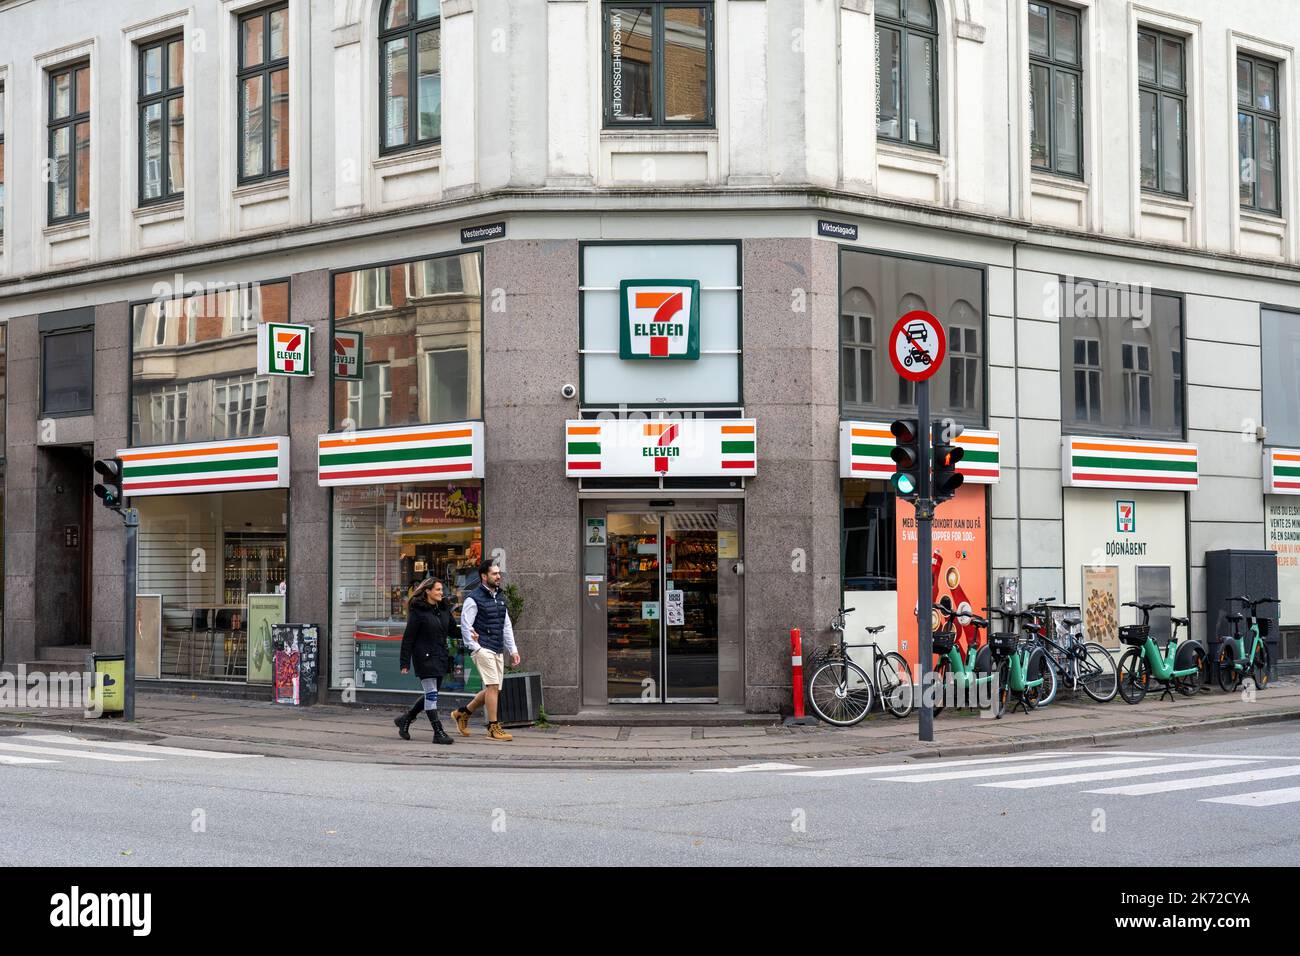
[619, 279, 701, 360]
[257, 322, 314, 377]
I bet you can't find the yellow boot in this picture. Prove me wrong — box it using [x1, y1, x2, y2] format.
[486, 721, 513, 741]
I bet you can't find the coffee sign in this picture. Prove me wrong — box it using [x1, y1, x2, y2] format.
[618, 279, 701, 360]
[257, 322, 314, 377]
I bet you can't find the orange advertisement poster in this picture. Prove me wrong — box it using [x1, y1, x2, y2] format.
[895, 483, 988, 673]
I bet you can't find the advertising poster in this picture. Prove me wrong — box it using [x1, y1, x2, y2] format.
[246, 593, 286, 684]
[1265, 496, 1300, 625]
[895, 483, 988, 672]
[1082, 566, 1120, 646]
[135, 594, 162, 680]
[272, 625, 302, 705]
[586, 517, 607, 545]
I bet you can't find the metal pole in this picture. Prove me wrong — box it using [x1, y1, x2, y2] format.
[917, 382, 934, 742]
[123, 507, 139, 723]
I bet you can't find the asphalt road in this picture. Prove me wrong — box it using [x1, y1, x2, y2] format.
[1, 723, 1298, 866]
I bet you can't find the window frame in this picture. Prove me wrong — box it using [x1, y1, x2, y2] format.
[874, 0, 940, 152]
[0, 80, 7, 239]
[138, 34, 185, 206]
[1137, 27, 1189, 199]
[40, 325, 95, 417]
[47, 60, 91, 225]
[378, 0, 442, 155]
[1028, 1, 1084, 179]
[601, 1, 716, 130]
[236, 3, 290, 185]
[1237, 51, 1283, 216]
[840, 311, 875, 408]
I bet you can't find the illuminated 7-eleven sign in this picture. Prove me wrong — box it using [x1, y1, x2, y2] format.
[618, 279, 701, 360]
[257, 322, 314, 377]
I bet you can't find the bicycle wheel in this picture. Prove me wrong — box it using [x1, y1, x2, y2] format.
[932, 657, 949, 717]
[1216, 643, 1239, 692]
[807, 659, 875, 727]
[1028, 649, 1058, 708]
[878, 652, 914, 718]
[1079, 642, 1118, 703]
[1251, 641, 1271, 691]
[993, 660, 1010, 719]
[1117, 648, 1148, 704]
[1175, 645, 1206, 697]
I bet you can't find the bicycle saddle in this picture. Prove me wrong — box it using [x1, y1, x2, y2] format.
[1226, 613, 1244, 623]
[865, 625, 885, 634]
[1062, 614, 1081, 626]
[1171, 616, 1189, 626]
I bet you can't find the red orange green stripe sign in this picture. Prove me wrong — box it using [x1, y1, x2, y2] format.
[1062, 436, 1198, 491]
[317, 422, 484, 486]
[117, 437, 291, 496]
[838, 422, 1001, 483]
[1266, 448, 1300, 494]
[565, 419, 757, 477]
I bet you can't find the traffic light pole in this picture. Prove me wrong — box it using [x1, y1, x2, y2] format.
[916, 381, 935, 743]
[123, 507, 138, 722]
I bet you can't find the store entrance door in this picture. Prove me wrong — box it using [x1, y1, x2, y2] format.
[605, 510, 721, 702]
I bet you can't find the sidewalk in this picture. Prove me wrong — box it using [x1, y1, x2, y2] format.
[3, 682, 1299, 769]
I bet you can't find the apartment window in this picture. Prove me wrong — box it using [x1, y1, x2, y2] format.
[379, 0, 440, 152]
[1122, 339, 1153, 427]
[214, 374, 270, 438]
[149, 385, 188, 445]
[238, 4, 289, 182]
[350, 268, 393, 314]
[48, 62, 90, 223]
[603, 2, 713, 128]
[347, 364, 391, 428]
[875, 0, 938, 149]
[1029, 2, 1082, 178]
[1073, 335, 1102, 422]
[0, 82, 6, 237]
[139, 36, 184, 204]
[1138, 28, 1187, 197]
[408, 256, 464, 297]
[427, 348, 468, 422]
[841, 311, 875, 407]
[948, 325, 980, 410]
[1238, 53, 1281, 215]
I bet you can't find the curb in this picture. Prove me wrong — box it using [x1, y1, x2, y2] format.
[0, 715, 166, 741]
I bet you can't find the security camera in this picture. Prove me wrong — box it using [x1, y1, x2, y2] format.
[561, 383, 577, 400]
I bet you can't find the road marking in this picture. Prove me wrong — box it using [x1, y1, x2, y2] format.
[1047, 750, 1278, 761]
[19, 735, 260, 759]
[1201, 786, 1300, 807]
[878, 755, 1159, 783]
[0, 753, 58, 765]
[978, 758, 1249, 789]
[0, 742, 160, 763]
[696, 762, 809, 773]
[1086, 764, 1300, 796]
[783, 752, 1080, 778]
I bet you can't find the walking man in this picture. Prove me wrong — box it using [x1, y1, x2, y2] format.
[450, 559, 519, 741]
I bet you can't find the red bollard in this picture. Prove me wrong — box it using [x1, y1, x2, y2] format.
[790, 627, 806, 719]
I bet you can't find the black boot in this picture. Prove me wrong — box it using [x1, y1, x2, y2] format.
[394, 698, 423, 740]
[428, 711, 454, 745]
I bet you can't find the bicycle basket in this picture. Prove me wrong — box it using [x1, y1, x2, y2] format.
[1258, 618, 1272, 637]
[931, 630, 956, 655]
[1119, 624, 1150, 647]
[988, 632, 1017, 657]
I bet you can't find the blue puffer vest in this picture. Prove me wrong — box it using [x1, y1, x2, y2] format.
[467, 583, 508, 653]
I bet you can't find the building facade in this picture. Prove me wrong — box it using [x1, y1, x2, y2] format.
[1, 0, 1299, 713]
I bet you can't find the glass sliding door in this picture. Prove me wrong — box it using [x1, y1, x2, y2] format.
[606, 512, 662, 699]
[664, 511, 719, 699]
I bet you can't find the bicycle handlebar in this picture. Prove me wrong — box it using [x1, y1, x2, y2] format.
[1229, 596, 1279, 609]
[1122, 601, 1174, 610]
[933, 604, 988, 628]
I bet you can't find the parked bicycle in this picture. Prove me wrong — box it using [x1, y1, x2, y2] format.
[1116, 602, 1205, 704]
[1216, 595, 1278, 692]
[984, 605, 1055, 717]
[930, 603, 997, 716]
[805, 607, 915, 726]
[1021, 598, 1118, 704]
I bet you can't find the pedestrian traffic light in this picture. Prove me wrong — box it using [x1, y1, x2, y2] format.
[93, 457, 124, 510]
[889, 418, 922, 501]
[932, 423, 965, 504]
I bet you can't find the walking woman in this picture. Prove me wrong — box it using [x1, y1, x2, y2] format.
[395, 577, 454, 745]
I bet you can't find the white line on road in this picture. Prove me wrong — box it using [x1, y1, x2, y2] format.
[1201, 786, 1300, 807]
[19, 735, 260, 759]
[782, 752, 1082, 778]
[1086, 765, 1300, 796]
[0, 753, 57, 765]
[0, 742, 160, 763]
[695, 762, 809, 773]
[977, 759, 1250, 789]
[878, 756, 1160, 783]
[1043, 750, 1279, 761]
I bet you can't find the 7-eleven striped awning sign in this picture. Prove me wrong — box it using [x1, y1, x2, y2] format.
[317, 422, 484, 487]
[838, 421, 1001, 483]
[566, 418, 757, 477]
[118, 437, 291, 497]
[1266, 448, 1300, 494]
[1062, 436, 1198, 491]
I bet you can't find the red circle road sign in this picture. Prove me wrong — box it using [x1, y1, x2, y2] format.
[888, 310, 946, 382]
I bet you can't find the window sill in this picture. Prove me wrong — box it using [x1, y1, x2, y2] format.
[876, 143, 945, 170]
[134, 199, 184, 224]
[233, 177, 290, 201]
[1031, 172, 1088, 195]
[601, 128, 719, 141]
[374, 144, 441, 172]
[1240, 209, 1287, 229]
[43, 217, 91, 240]
[1140, 192, 1192, 211]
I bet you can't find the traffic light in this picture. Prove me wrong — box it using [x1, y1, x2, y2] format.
[93, 457, 124, 510]
[889, 418, 922, 501]
[931, 422, 965, 504]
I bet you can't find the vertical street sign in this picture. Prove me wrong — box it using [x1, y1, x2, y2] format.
[888, 310, 946, 743]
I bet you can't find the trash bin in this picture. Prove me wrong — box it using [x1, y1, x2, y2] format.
[498, 671, 544, 727]
[90, 654, 125, 716]
[271, 624, 320, 706]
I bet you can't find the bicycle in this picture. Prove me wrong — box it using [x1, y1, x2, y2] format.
[1116, 602, 1205, 704]
[930, 603, 998, 716]
[805, 607, 914, 726]
[1216, 595, 1278, 693]
[984, 605, 1055, 717]
[1020, 598, 1118, 704]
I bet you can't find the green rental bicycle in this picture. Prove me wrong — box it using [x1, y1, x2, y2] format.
[985, 605, 1055, 718]
[1116, 602, 1206, 704]
[1216, 595, 1278, 692]
[930, 603, 998, 716]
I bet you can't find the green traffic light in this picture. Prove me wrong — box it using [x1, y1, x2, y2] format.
[891, 472, 917, 496]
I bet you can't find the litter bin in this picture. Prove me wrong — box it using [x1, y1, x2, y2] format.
[271, 624, 320, 706]
[90, 654, 124, 716]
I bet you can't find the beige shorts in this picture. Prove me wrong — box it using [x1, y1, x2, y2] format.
[472, 648, 505, 687]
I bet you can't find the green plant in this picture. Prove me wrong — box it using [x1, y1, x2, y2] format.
[533, 706, 551, 729]
[503, 582, 524, 627]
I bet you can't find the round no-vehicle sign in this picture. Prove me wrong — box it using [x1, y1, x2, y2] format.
[888, 310, 946, 382]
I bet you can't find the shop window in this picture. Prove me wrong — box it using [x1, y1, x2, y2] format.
[1137, 27, 1187, 198]
[1058, 279, 1183, 438]
[138, 34, 184, 205]
[842, 479, 897, 591]
[48, 61, 90, 223]
[332, 251, 481, 430]
[840, 248, 985, 427]
[1028, 1, 1083, 179]
[1261, 308, 1300, 447]
[379, 0, 441, 154]
[138, 489, 288, 682]
[41, 326, 94, 416]
[131, 281, 290, 446]
[237, 3, 289, 183]
[876, 0, 938, 150]
[1237, 53, 1281, 215]
[330, 481, 482, 691]
[603, 1, 713, 128]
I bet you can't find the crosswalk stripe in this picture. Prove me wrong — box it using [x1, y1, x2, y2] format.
[978, 759, 1249, 790]
[696, 762, 809, 773]
[1201, 786, 1300, 807]
[19, 735, 259, 759]
[0, 753, 57, 765]
[1046, 750, 1274, 761]
[1086, 765, 1300, 796]
[878, 755, 1159, 783]
[783, 752, 1080, 778]
[0, 742, 160, 763]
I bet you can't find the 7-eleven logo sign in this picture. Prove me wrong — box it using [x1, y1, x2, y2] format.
[644, 422, 681, 473]
[619, 279, 701, 361]
[1117, 500, 1136, 533]
[333, 330, 364, 380]
[258, 322, 314, 377]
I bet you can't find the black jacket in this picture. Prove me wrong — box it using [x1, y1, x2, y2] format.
[399, 599, 453, 680]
